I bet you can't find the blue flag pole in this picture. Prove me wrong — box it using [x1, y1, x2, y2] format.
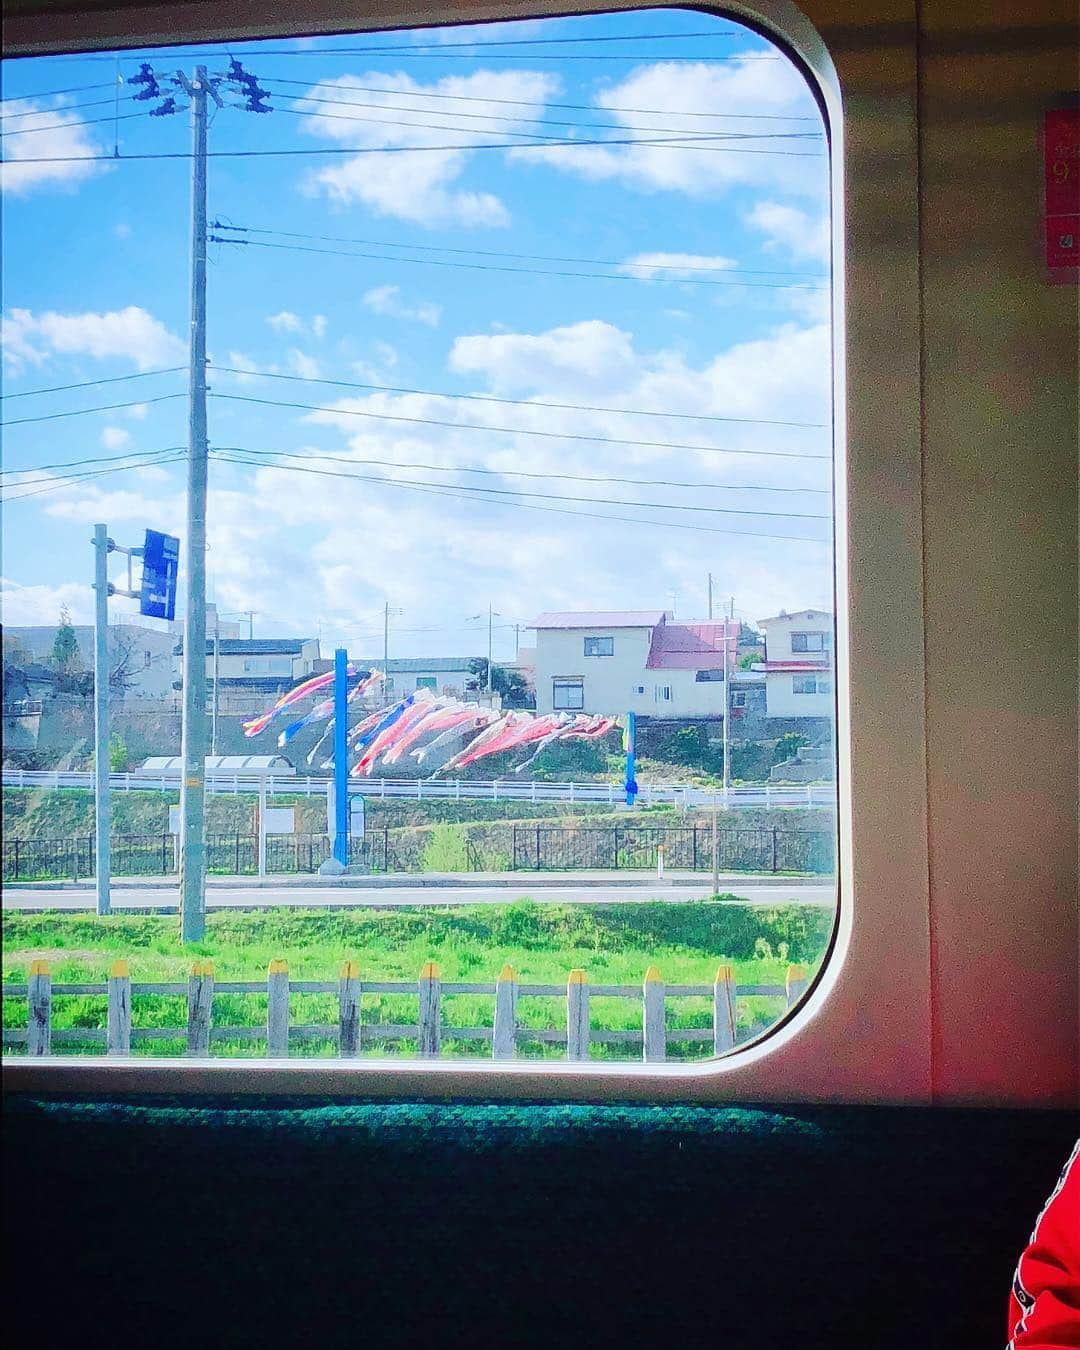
[332, 647, 349, 866]
[624, 710, 638, 807]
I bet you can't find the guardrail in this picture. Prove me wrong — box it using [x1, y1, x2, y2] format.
[2, 768, 835, 808]
[2, 958, 809, 1062]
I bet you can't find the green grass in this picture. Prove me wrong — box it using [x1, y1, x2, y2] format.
[2, 900, 832, 1061]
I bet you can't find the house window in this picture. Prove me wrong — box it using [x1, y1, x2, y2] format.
[584, 636, 614, 657]
[730, 691, 748, 708]
[695, 669, 724, 682]
[794, 676, 830, 695]
[416, 677, 437, 690]
[791, 632, 832, 653]
[655, 685, 672, 702]
[144, 650, 152, 668]
[632, 685, 646, 695]
[552, 678, 584, 710]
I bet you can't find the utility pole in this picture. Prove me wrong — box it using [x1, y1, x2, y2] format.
[487, 605, 494, 695]
[382, 601, 402, 702]
[514, 623, 520, 659]
[707, 572, 714, 621]
[211, 607, 220, 756]
[92, 524, 111, 917]
[722, 596, 735, 806]
[177, 64, 212, 943]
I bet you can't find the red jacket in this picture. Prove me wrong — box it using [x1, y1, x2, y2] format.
[1008, 1140, 1080, 1347]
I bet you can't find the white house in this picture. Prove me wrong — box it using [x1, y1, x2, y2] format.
[354, 656, 481, 699]
[7, 620, 178, 698]
[755, 609, 834, 718]
[173, 636, 322, 715]
[530, 611, 741, 718]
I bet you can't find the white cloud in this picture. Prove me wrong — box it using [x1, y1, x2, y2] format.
[622, 252, 737, 279]
[287, 349, 322, 380]
[267, 311, 305, 335]
[508, 55, 824, 200]
[312, 315, 328, 340]
[101, 426, 133, 451]
[1, 306, 185, 374]
[298, 69, 559, 226]
[125, 403, 149, 420]
[0, 98, 106, 197]
[0, 576, 95, 625]
[449, 319, 638, 395]
[745, 200, 830, 263]
[363, 285, 442, 327]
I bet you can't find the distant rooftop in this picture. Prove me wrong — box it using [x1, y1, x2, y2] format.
[135, 755, 295, 776]
[757, 609, 833, 625]
[530, 611, 670, 630]
[354, 657, 480, 674]
[646, 620, 739, 670]
[174, 638, 313, 656]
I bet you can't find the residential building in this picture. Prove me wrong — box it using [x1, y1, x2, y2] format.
[530, 611, 742, 718]
[354, 656, 482, 700]
[6, 620, 178, 698]
[173, 636, 321, 715]
[755, 609, 834, 719]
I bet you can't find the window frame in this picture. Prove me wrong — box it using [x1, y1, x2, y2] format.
[3, 0, 947, 1110]
[551, 677, 584, 710]
[583, 636, 614, 657]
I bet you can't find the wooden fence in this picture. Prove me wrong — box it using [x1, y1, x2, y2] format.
[2, 958, 809, 1062]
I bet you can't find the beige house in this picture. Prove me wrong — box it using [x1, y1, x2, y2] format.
[755, 609, 834, 718]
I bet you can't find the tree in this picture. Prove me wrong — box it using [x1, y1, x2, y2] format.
[737, 652, 760, 671]
[49, 606, 82, 673]
[772, 731, 810, 766]
[108, 733, 130, 773]
[467, 658, 534, 708]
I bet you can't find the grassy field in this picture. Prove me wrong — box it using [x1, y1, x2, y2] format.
[2, 900, 832, 1061]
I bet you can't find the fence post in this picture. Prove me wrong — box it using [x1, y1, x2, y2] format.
[14, 839, 20, 880]
[642, 965, 665, 1062]
[613, 827, 619, 869]
[535, 824, 541, 871]
[492, 963, 518, 1060]
[267, 959, 289, 1057]
[785, 963, 808, 1008]
[772, 827, 779, 873]
[71, 838, 79, 883]
[161, 833, 169, 875]
[384, 825, 390, 872]
[338, 959, 361, 1058]
[28, 958, 51, 1057]
[656, 846, 665, 881]
[712, 964, 737, 1055]
[418, 960, 441, 1057]
[185, 959, 214, 1057]
[566, 969, 589, 1061]
[107, 958, 132, 1057]
[511, 824, 517, 870]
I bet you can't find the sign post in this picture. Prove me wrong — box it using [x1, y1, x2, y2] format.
[623, 711, 638, 807]
[333, 648, 349, 867]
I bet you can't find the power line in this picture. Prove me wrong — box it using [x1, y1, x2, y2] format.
[265, 75, 819, 121]
[0, 445, 185, 477]
[0, 366, 187, 400]
[211, 450, 826, 543]
[214, 445, 829, 518]
[0, 107, 160, 138]
[210, 233, 827, 290]
[0, 81, 115, 99]
[211, 364, 828, 430]
[4, 127, 825, 166]
[269, 93, 821, 143]
[211, 225, 825, 280]
[2, 452, 186, 501]
[0, 94, 127, 120]
[0, 392, 186, 428]
[210, 391, 831, 461]
[212, 440, 830, 496]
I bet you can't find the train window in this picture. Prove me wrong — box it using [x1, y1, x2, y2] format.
[1, 5, 837, 1074]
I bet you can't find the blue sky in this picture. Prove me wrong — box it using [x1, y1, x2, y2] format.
[1, 8, 832, 662]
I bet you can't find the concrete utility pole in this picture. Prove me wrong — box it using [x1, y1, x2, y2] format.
[178, 64, 210, 942]
[210, 607, 220, 756]
[722, 596, 735, 805]
[707, 572, 714, 621]
[92, 524, 111, 917]
[487, 605, 494, 695]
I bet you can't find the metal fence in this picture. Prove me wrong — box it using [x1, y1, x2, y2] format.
[3, 957, 810, 1062]
[510, 825, 835, 874]
[2, 831, 394, 881]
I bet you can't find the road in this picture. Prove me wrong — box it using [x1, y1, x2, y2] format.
[3, 879, 834, 911]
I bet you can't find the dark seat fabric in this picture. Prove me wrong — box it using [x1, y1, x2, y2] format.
[4, 1097, 1076, 1349]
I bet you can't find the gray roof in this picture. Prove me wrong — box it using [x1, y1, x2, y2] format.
[136, 755, 295, 776]
[174, 638, 310, 656]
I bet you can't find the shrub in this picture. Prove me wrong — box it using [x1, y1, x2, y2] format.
[420, 823, 469, 872]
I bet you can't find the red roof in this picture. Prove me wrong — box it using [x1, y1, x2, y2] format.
[646, 621, 739, 670]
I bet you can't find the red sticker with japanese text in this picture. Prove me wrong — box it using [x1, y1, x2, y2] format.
[1044, 108, 1080, 280]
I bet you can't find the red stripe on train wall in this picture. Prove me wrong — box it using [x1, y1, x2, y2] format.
[1044, 108, 1080, 281]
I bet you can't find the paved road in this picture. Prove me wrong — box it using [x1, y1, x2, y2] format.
[3, 880, 833, 911]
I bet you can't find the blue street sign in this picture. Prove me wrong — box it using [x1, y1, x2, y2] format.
[139, 528, 179, 621]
